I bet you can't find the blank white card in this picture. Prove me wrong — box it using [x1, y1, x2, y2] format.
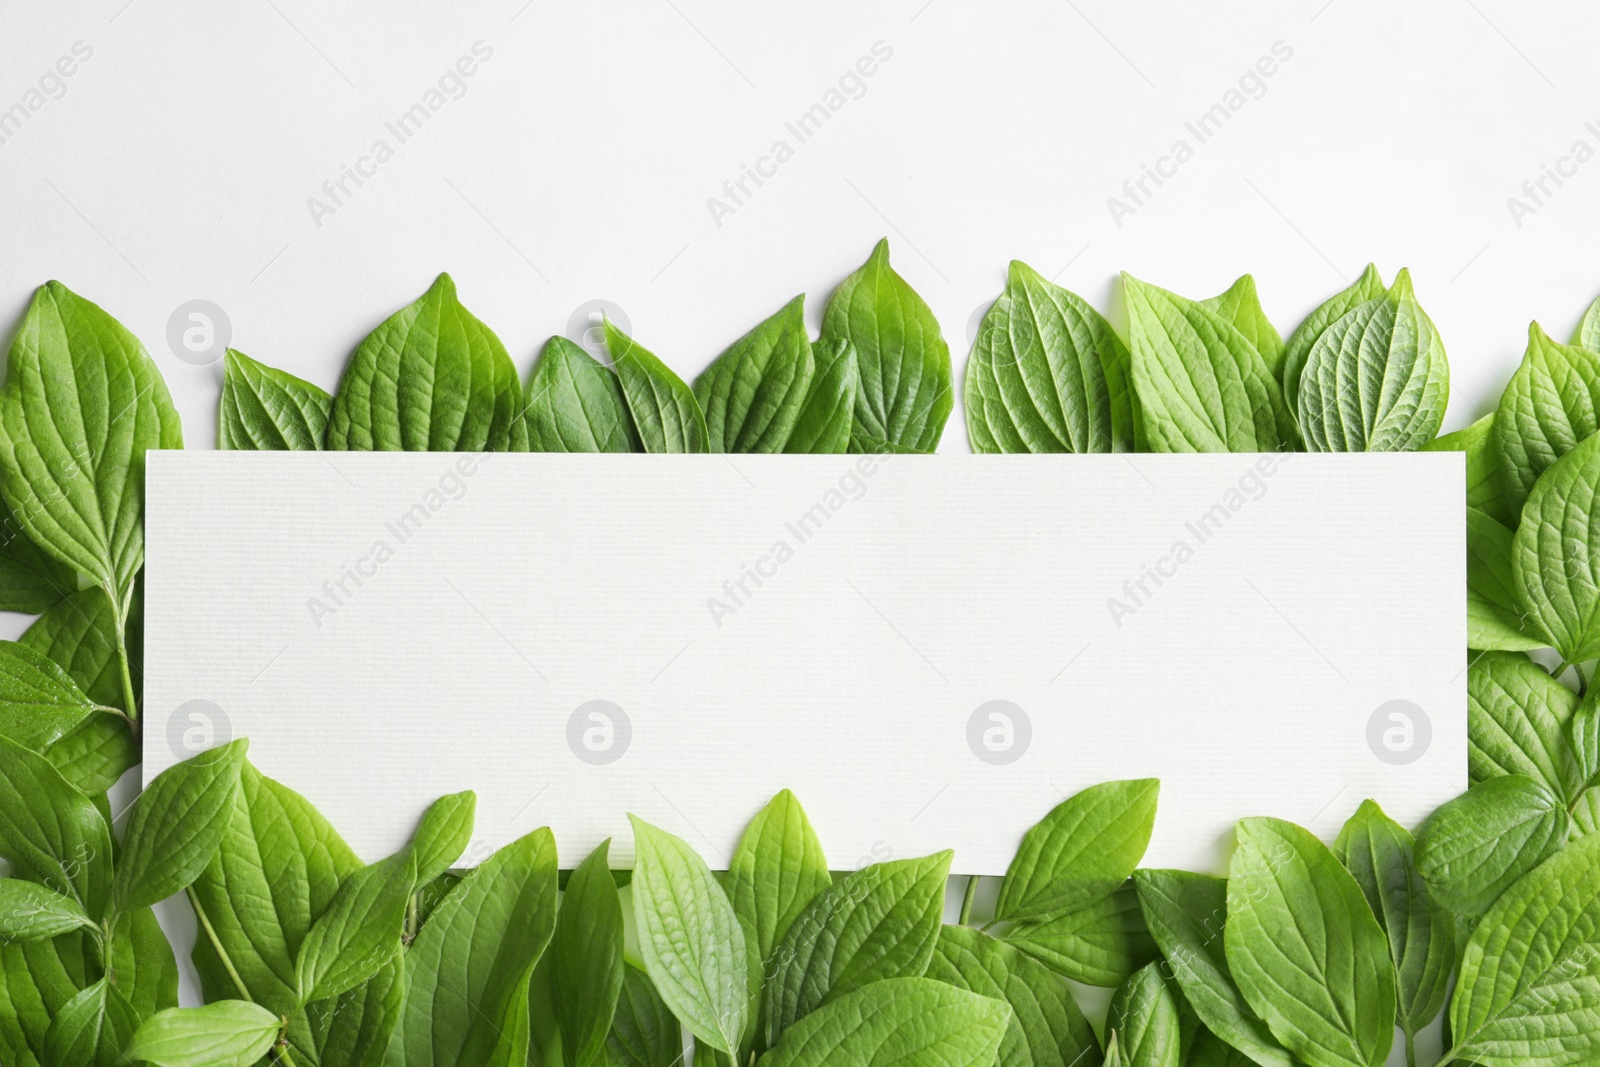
[144, 451, 1464, 874]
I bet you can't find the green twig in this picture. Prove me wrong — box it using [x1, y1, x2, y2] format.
[959, 875, 979, 926]
[186, 886, 251, 1002]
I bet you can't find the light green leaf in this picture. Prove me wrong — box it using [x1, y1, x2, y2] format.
[1001, 881, 1158, 988]
[42, 978, 139, 1067]
[1467, 651, 1581, 800]
[694, 296, 815, 453]
[1202, 274, 1285, 379]
[1282, 264, 1386, 409]
[1415, 775, 1568, 916]
[1134, 869, 1293, 1067]
[1448, 831, 1600, 1066]
[0, 495, 76, 614]
[1466, 510, 1547, 651]
[604, 321, 709, 453]
[783, 339, 857, 454]
[0, 878, 92, 942]
[388, 827, 558, 1066]
[109, 737, 247, 915]
[295, 851, 415, 1005]
[0, 640, 104, 752]
[1121, 274, 1294, 452]
[311, 953, 403, 1067]
[218, 348, 332, 450]
[1573, 788, 1600, 837]
[1573, 294, 1600, 351]
[126, 1001, 281, 1067]
[1512, 432, 1600, 661]
[607, 964, 683, 1067]
[406, 789, 475, 885]
[1107, 961, 1181, 1067]
[996, 778, 1158, 923]
[965, 260, 1137, 454]
[927, 925, 1098, 1067]
[629, 816, 746, 1054]
[327, 273, 523, 451]
[0, 734, 111, 917]
[1571, 691, 1599, 793]
[523, 336, 640, 453]
[1334, 800, 1452, 1036]
[0, 280, 183, 600]
[1224, 817, 1396, 1067]
[763, 851, 950, 1046]
[552, 840, 625, 1067]
[820, 238, 952, 452]
[755, 977, 1010, 1067]
[1424, 412, 1516, 527]
[1493, 322, 1600, 515]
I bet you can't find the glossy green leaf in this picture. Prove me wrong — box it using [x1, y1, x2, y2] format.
[218, 348, 332, 450]
[1448, 831, 1600, 1066]
[1281, 264, 1386, 409]
[820, 239, 952, 452]
[1001, 881, 1158, 988]
[42, 978, 139, 1067]
[629, 816, 746, 1053]
[965, 260, 1137, 453]
[0, 877, 92, 942]
[996, 778, 1158, 923]
[0, 280, 183, 599]
[0, 640, 103, 752]
[607, 964, 683, 1067]
[0, 734, 111, 917]
[1493, 322, 1600, 515]
[1133, 869, 1293, 1067]
[604, 321, 708, 453]
[694, 296, 815, 453]
[1466, 509, 1547, 651]
[755, 977, 1009, 1067]
[388, 827, 559, 1066]
[1512, 432, 1600, 661]
[109, 737, 247, 915]
[1107, 961, 1181, 1067]
[0, 932, 95, 1066]
[1122, 274, 1293, 452]
[783, 339, 857, 454]
[0, 495, 76, 614]
[523, 336, 640, 452]
[327, 273, 523, 451]
[311, 953, 403, 1067]
[1467, 651, 1580, 801]
[763, 851, 950, 1045]
[110, 905, 180, 1019]
[295, 850, 414, 1005]
[406, 789, 475, 885]
[1224, 817, 1396, 1067]
[552, 839, 625, 1067]
[1201, 274, 1285, 380]
[125, 1001, 281, 1067]
[1415, 775, 1568, 916]
[1334, 800, 1452, 1036]
[927, 924, 1098, 1067]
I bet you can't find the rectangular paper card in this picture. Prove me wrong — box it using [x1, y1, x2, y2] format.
[144, 451, 1465, 874]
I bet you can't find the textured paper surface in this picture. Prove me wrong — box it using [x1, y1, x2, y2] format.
[145, 451, 1464, 874]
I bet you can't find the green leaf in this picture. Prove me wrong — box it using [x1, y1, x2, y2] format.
[1297, 272, 1448, 451]
[1224, 816, 1396, 1067]
[109, 737, 247, 915]
[388, 827, 558, 1066]
[604, 321, 709, 453]
[0, 640, 103, 752]
[1121, 274, 1294, 452]
[1493, 322, 1600, 515]
[42, 978, 140, 1067]
[995, 778, 1158, 923]
[1281, 264, 1387, 410]
[1467, 651, 1581, 801]
[1201, 274, 1285, 380]
[1001, 881, 1158, 987]
[694, 296, 816, 453]
[295, 850, 415, 1005]
[1448, 831, 1600, 1066]
[0, 495, 76, 614]
[964, 260, 1137, 453]
[327, 273, 523, 451]
[0, 877, 92, 941]
[0, 933, 96, 1065]
[0, 280, 183, 600]
[1423, 412, 1516, 527]
[125, 1001, 281, 1067]
[926, 925, 1098, 1067]
[629, 815, 747, 1054]
[1107, 962, 1181, 1067]
[1466, 510, 1548, 651]
[110, 905, 180, 1019]
[1189, 1030, 1264, 1067]
[1513, 431, 1600, 662]
[523, 336, 641, 452]
[1573, 294, 1600, 351]
[0, 734, 111, 917]
[1415, 775, 1568, 916]
[1334, 800, 1453, 1037]
[1133, 869, 1293, 1067]
[1573, 788, 1600, 837]
[607, 964, 683, 1067]
[406, 789, 475, 885]
[762, 851, 950, 1046]
[782, 339, 857, 454]
[552, 839, 625, 1067]
[311, 953, 403, 1067]
[218, 348, 332, 450]
[820, 239, 953, 452]
[1571, 690, 1599, 793]
[755, 977, 1009, 1067]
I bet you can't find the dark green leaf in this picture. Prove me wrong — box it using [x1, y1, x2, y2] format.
[42, 978, 139, 1067]
[295, 851, 415, 1005]
[607, 963, 683, 1067]
[694, 296, 815, 453]
[523, 336, 640, 453]
[604, 321, 708, 453]
[552, 839, 625, 1067]
[783, 339, 857, 454]
[0, 495, 76, 614]
[0, 734, 111, 917]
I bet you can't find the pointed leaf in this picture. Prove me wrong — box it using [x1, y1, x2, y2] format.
[1493, 322, 1600, 515]
[552, 840, 625, 1067]
[607, 964, 683, 1067]
[1512, 432, 1600, 661]
[783, 339, 857, 454]
[694, 296, 815, 453]
[1107, 961, 1181, 1067]
[1001, 882, 1158, 988]
[1468, 651, 1581, 800]
[0, 878, 92, 942]
[295, 850, 414, 1005]
[0, 734, 111, 917]
[996, 778, 1158, 923]
[406, 789, 475, 885]
[42, 979, 140, 1067]
[1201, 275, 1285, 379]
[1415, 775, 1568, 916]
[1466, 509, 1547, 651]
[125, 1001, 281, 1067]
[0, 640, 101, 752]
[218, 348, 332, 450]
[603, 321, 708, 453]
[523, 336, 640, 452]
[1282, 264, 1386, 409]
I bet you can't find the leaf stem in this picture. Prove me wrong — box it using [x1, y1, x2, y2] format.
[106, 583, 139, 730]
[959, 875, 979, 926]
[186, 885, 251, 1002]
[1404, 1031, 1416, 1067]
[275, 1037, 300, 1067]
